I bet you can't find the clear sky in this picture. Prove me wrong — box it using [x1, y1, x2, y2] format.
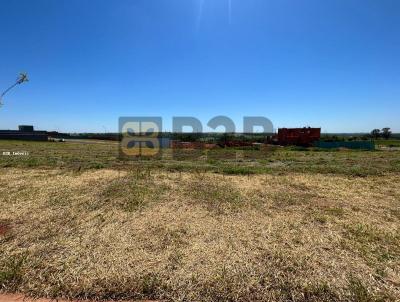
[0, 0, 399, 133]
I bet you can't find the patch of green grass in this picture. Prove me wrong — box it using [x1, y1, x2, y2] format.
[375, 139, 400, 147]
[270, 191, 316, 208]
[185, 176, 245, 214]
[302, 282, 339, 301]
[219, 166, 258, 175]
[347, 276, 395, 302]
[345, 223, 397, 245]
[325, 207, 345, 217]
[0, 255, 26, 289]
[343, 223, 400, 263]
[148, 225, 189, 250]
[313, 214, 328, 224]
[389, 208, 400, 219]
[100, 171, 165, 212]
[88, 162, 105, 169]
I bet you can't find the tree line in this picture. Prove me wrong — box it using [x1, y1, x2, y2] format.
[370, 128, 392, 139]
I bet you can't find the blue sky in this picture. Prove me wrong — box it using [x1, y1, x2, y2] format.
[0, 0, 399, 133]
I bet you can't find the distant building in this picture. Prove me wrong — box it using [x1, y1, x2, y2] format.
[0, 125, 49, 141]
[276, 127, 321, 146]
[18, 125, 34, 132]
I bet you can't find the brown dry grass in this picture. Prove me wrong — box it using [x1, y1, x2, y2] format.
[0, 168, 399, 301]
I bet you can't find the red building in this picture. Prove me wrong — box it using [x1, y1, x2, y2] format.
[277, 127, 321, 146]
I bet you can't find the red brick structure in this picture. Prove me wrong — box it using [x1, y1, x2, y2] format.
[277, 127, 321, 146]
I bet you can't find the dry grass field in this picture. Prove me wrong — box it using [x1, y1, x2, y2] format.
[0, 140, 400, 301]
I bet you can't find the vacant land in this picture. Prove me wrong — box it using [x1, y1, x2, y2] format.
[1, 140, 400, 176]
[0, 140, 399, 301]
[375, 139, 400, 148]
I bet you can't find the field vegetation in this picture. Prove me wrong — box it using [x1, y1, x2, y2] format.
[0, 140, 399, 301]
[0, 140, 399, 176]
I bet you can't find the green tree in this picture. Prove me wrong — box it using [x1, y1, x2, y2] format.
[370, 129, 381, 139]
[381, 128, 392, 140]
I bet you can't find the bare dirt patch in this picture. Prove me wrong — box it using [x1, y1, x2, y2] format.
[0, 221, 11, 236]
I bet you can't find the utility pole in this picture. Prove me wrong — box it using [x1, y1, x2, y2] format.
[0, 73, 29, 106]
